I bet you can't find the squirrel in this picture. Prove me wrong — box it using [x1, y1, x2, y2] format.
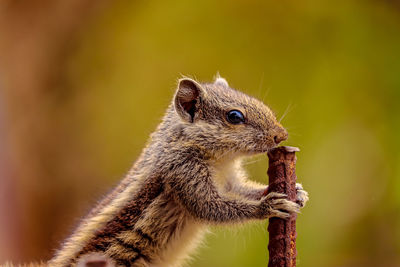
[3, 75, 308, 267]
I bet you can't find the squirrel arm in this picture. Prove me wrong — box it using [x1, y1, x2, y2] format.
[167, 160, 264, 224]
[225, 179, 267, 201]
[223, 166, 267, 201]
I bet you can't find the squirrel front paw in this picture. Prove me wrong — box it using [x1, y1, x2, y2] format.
[258, 192, 300, 219]
[296, 183, 309, 207]
[262, 183, 309, 207]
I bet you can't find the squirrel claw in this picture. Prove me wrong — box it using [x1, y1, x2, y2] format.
[260, 192, 300, 220]
[269, 209, 291, 220]
[296, 183, 309, 207]
[265, 192, 287, 199]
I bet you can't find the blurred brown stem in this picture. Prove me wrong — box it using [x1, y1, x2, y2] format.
[0, 0, 109, 261]
[266, 146, 299, 267]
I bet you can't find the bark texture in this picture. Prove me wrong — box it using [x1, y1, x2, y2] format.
[267, 146, 299, 267]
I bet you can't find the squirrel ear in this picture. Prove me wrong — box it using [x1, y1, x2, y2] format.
[174, 78, 203, 123]
[214, 72, 229, 87]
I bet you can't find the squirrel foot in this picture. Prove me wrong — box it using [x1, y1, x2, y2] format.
[259, 192, 300, 219]
[262, 183, 309, 207]
[295, 183, 309, 207]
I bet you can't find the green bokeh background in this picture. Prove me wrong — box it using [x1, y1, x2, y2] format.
[2, 0, 400, 266]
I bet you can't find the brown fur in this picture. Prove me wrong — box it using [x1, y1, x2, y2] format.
[10, 76, 309, 267]
[1, 253, 116, 267]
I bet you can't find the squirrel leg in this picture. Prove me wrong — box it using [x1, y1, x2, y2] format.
[224, 170, 267, 201]
[226, 182, 266, 201]
[168, 163, 300, 223]
[77, 253, 115, 267]
[226, 179, 309, 208]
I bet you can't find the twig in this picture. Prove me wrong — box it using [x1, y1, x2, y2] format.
[266, 146, 299, 267]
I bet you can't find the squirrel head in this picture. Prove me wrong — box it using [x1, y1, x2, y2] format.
[172, 76, 288, 159]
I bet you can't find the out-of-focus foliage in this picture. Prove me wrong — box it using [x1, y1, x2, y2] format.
[0, 0, 399, 266]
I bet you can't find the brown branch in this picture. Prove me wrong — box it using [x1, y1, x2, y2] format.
[266, 146, 299, 267]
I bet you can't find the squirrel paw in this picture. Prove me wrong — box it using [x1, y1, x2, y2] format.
[259, 192, 300, 219]
[296, 183, 309, 207]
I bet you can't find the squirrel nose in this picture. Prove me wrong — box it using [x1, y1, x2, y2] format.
[273, 130, 288, 145]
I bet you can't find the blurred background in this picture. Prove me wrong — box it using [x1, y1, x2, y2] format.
[0, 0, 399, 266]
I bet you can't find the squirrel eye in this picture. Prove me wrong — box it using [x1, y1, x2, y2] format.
[226, 110, 245, 124]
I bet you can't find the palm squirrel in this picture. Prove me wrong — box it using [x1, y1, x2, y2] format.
[3, 76, 308, 267]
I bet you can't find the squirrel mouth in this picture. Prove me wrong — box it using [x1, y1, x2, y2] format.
[261, 142, 279, 153]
